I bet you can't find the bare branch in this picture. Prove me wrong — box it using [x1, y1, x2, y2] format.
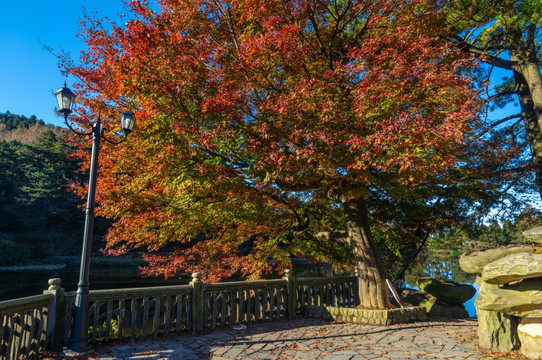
[497, 162, 539, 174]
[452, 35, 514, 70]
[485, 91, 516, 103]
[474, 113, 522, 140]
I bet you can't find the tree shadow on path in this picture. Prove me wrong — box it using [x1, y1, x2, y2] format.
[75, 316, 489, 360]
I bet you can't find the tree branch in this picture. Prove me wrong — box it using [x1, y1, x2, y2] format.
[485, 91, 516, 103]
[452, 35, 514, 70]
[314, 230, 350, 244]
[497, 162, 540, 174]
[474, 113, 522, 140]
[293, 229, 350, 245]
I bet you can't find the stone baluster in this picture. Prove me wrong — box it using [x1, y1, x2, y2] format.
[190, 272, 204, 332]
[43, 278, 65, 349]
[283, 269, 296, 318]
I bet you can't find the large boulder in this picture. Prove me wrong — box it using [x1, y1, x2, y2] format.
[417, 277, 476, 304]
[427, 303, 469, 318]
[522, 226, 542, 245]
[400, 288, 436, 309]
[400, 288, 470, 319]
[459, 247, 535, 275]
[517, 318, 542, 360]
[477, 309, 520, 352]
[482, 252, 542, 285]
[476, 279, 542, 318]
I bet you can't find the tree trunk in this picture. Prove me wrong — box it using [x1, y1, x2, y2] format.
[509, 47, 542, 199]
[341, 195, 393, 309]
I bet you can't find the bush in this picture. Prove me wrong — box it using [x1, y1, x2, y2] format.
[0, 238, 33, 266]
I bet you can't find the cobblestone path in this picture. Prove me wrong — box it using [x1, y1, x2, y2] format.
[90, 317, 506, 360]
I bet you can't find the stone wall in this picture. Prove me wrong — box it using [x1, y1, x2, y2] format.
[305, 305, 426, 325]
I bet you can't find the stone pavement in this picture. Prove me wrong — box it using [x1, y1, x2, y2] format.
[89, 317, 506, 360]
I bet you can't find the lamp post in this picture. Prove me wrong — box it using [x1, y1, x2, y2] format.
[54, 83, 134, 355]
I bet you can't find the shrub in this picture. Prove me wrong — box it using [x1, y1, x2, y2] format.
[0, 238, 33, 266]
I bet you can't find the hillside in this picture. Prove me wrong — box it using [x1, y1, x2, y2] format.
[0, 112, 110, 266]
[0, 112, 64, 143]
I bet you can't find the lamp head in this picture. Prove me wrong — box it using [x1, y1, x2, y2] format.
[54, 82, 75, 119]
[121, 111, 135, 135]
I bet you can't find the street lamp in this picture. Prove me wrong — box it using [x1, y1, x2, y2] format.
[55, 83, 134, 355]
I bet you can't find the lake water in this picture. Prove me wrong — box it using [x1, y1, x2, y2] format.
[0, 259, 329, 301]
[1, 251, 478, 317]
[0, 267, 191, 301]
[464, 283, 480, 317]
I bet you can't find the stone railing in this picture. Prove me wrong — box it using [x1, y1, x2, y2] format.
[0, 293, 53, 360]
[201, 279, 288, 330]
[1, 271, 358, 358]
[295, 275, 359, 311]
[63, 283, 194, 344]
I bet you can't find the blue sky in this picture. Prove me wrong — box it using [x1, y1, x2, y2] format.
[0, 1, 128, 127]
[0, 1, 520, 129]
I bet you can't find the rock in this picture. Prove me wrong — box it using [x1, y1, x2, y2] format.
[522, 226, 542, 245]
[417, 277, 476, 304]
[477, 309, 520, 352]
[482, 252, 542, 285]
[517, 318, 542, 360]
[459, 247, 535, 275]
[401, 289, 437, 310]
[475, 278, 542, 318]
[427, 303, 470, 319]
[400, 288, 469, 318]
[401, 289, 433, 306]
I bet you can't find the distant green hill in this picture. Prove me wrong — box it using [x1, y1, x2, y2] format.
[0, 112, 62, 143]
[0, 112, 101, 265]
[0, 112, 45, 130]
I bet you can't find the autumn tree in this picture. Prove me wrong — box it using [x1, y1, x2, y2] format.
[446, 0, 542, 198]
[65, 0, 511, 309]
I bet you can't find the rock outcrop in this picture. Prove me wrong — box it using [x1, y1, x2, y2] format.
[518, 318, 542, 360]
[476, 279, 542, 318]
[481, 252, 542, 285]
[477, 309, 520, 352]
[400, 278, 475, 319]
[522, 227, 542, 245]
[418, 277, 476, 304]
[460, 242, 542, 359]
[459, 247, 534, 275]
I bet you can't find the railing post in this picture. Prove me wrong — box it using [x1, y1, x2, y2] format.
[231, 290, 239, 325]
[354, 267, 361, 306]
[190, 272, 204, 332]
[43, 278, 65, 350]
[283, 269, 296, 318]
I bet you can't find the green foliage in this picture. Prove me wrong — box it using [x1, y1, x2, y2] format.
[404, 249, 476, 286]
[17, 130, 81, 199]
[89, 317, 119, 341]
[0, 112, 44, 130]
[0, 140, 22, 201]
[444, 0, 542, 201]
[399, 205, 542, 284]
[0, 239, 33, 266]
[428, 205, 542, 249]
[0, 129, 81, 203]
[0, 114, 93, 260]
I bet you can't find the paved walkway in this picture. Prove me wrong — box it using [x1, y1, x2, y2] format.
[85, 317, 508, 360]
